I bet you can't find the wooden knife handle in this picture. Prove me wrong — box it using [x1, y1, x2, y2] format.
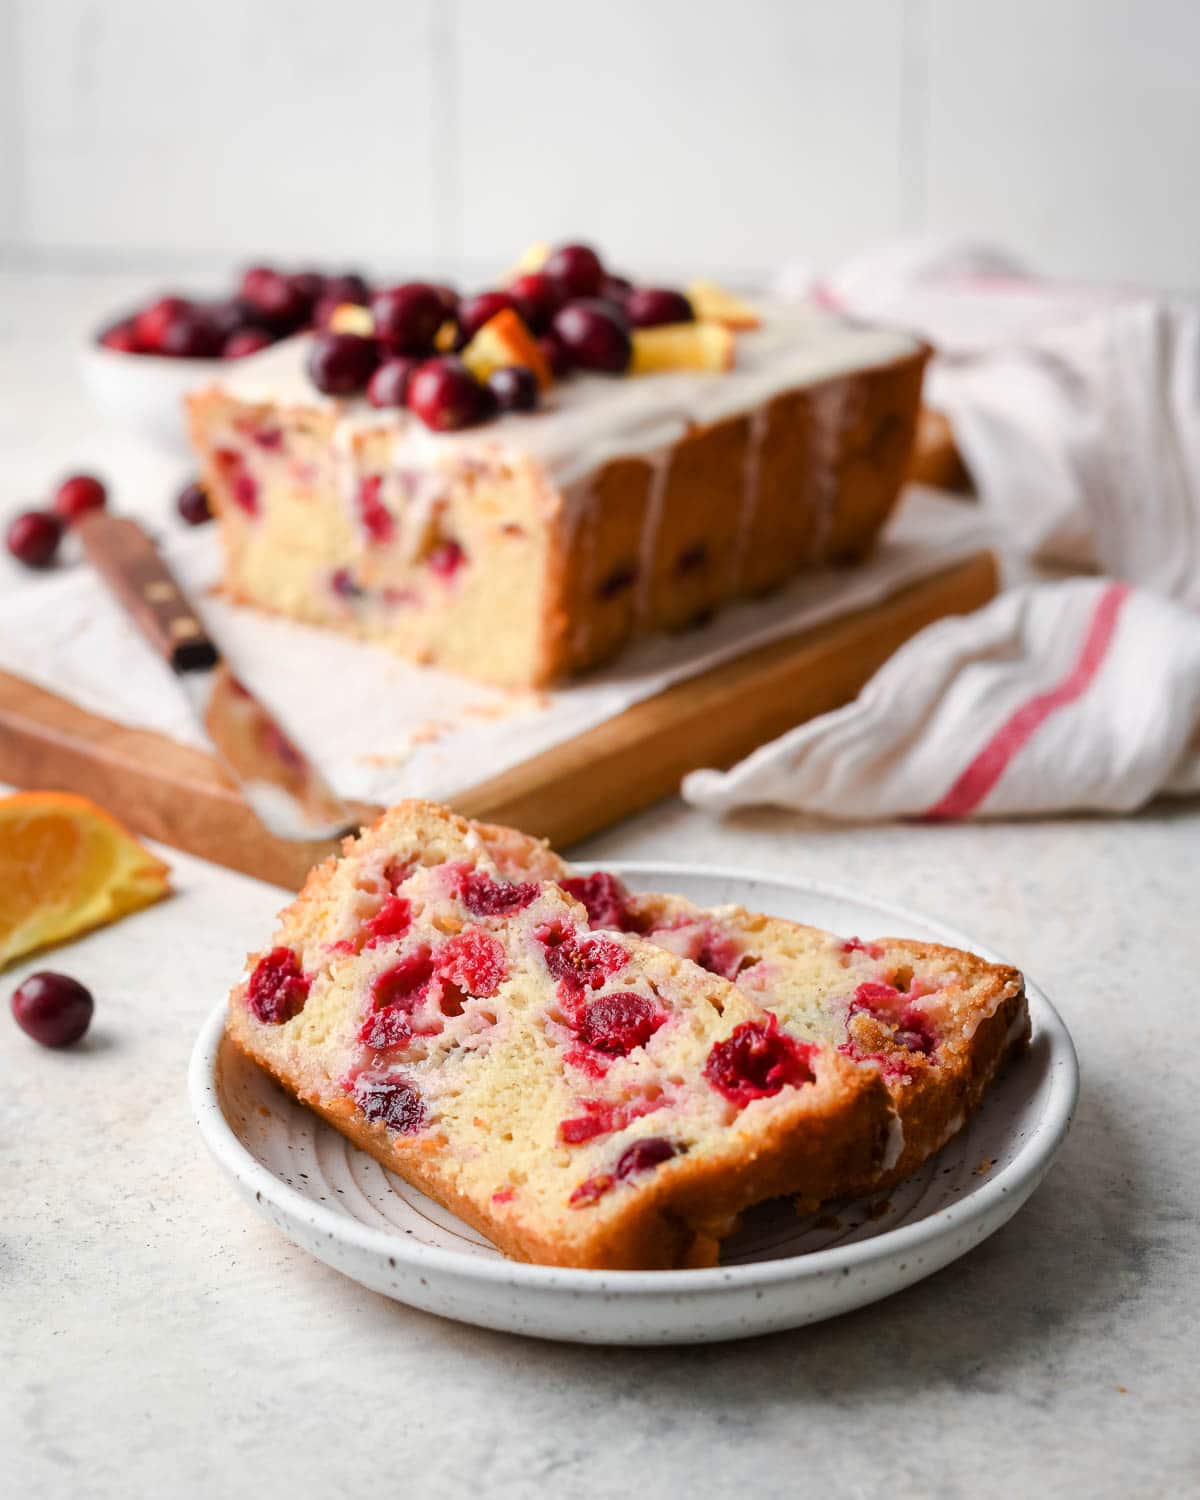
[78, 514, 219, 673]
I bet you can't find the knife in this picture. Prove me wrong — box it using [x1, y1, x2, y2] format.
[79, 513, 358, 843]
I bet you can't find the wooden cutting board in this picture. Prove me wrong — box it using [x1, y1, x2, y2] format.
[0, 550, 996, 888]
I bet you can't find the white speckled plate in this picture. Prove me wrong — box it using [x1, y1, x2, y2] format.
[189, 864, 1078, 1345]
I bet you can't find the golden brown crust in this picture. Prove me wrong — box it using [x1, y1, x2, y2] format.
[559, 343, 930, 678]
[226, 1019, 891, 1270]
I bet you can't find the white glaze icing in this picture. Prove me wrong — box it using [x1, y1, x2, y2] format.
[881, 1108, 906, 1174]
[216, 302, 918, 495]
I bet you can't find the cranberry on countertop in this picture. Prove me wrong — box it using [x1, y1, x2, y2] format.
[52, 474, 107, 525]
[371, 283, 446, 356]
[176, 480, 213, 525]
[406, 358, 489, 431]
[6, 511, 63, 569]
[488, 364, 539, 413]
[456, 290, 513, 343]
[306, 332, 380, 396]
[11, 972, 94, 1047]
[551, 299, 632, 374]
[367, 357, 419, 409]
[625, 287, 695, 328]
[544, 243, 606, 298]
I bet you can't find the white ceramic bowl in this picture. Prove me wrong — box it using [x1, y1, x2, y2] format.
[190, 863, 1079, 1345]
[79, 342, 224, 451]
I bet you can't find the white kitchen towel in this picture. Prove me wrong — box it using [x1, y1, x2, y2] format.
[683, 578, 1200, 820]
[685, 243, 1200, 821]
[785, 239, 1200, 605]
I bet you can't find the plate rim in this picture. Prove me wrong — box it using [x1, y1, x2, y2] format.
[189, 862, 1079, 1294]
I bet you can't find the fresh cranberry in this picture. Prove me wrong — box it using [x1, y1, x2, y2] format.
[615, 1136, 676, 1179]
[223, 327, 274, 358]
[364, 896, 412, 944]
[52, 473, 107, 525]
[601, 274, 634, 306]
[247, 947, 310, 1024]
[98, 320, 141, 353]
[456, 290, 513, 343]
[372, 948, 436, 1012]
[544, 243, 606, 298]
[551, 300, 631, 374]
[323, 272, 371, 307]
[704, 1016, 815, 1106]
[560, 872, 633, 930]
[406, 358, 489, 431]
[458, 870, 538, 918]
[371, 283, 446, 355]
[239, 266, 310, 330]
[6, 511, 62, 569]
[488, 365, 539, 413]
[625, 287, 695, 327]
[306, 332, 379, 396]
[11, 972, 93, 1047]
[367, 356, 418, 409]
[288, 270, 326, 309]
[430, 283, 459, 318]
[358, 1005, 412, 1051]
[352, 1071, 425, 1133]
[427, 539, 466, 579]
[577, 992, 662, 1055]
[157, 305, 222, 358]
[438, 927, 506, 997]
[133, 296, 192, 351]
[508, 272, 562, 334]
[176, 481, 213, 526]
[312, 293, 346, 330]
[357, 475, 394, 545]
[539, 331, 574, 378]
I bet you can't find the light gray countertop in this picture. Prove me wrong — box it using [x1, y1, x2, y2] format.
[2, 269, 1197, 1498]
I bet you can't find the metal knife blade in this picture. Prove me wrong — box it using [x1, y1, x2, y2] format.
[79, 513, 357, 843]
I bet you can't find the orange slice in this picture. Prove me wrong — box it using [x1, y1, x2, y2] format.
[461, 308, 553, 389]
[0, 791, 171, 969]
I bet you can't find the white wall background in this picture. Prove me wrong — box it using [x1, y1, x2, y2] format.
[1, 0, 1198, 289]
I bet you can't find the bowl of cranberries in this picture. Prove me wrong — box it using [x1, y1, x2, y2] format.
[81, 264, 373, 448]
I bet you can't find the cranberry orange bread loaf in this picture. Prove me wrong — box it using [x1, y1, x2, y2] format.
[454, 824, 1030, 1195]
[188, 243, 928, 687]
[227, 801, 893, 1270]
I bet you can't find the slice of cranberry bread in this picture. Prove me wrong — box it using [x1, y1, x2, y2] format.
[227, 802, 892, 1269]
[459, 826, 1029, 1195]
